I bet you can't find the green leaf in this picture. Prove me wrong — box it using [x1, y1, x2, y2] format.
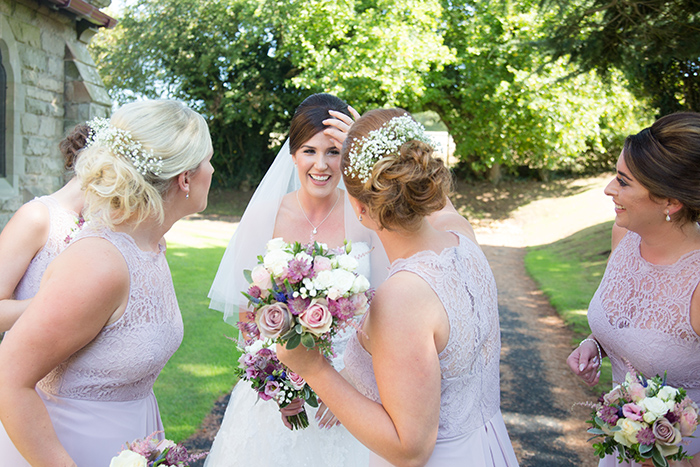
[243, 269, 253, 283]
[639, 443, 654, 455]
[301, 332, 315, 349]
[587, 428, 605, 435]
[652, 447, 668, 467]
[286, 333, 301, 350]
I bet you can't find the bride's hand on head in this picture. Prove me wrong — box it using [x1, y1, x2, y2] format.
[323, 106, 360, 149]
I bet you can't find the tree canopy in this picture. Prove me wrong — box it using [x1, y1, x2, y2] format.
[542, 0, 700, 115]
[92, 0, 651, 186]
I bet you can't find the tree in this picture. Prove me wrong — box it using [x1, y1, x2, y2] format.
[91, 0, 449, 187]
[422, 0, 649, 180]
[542, 0, 700, 115]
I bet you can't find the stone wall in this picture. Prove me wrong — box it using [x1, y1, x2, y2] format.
[0, 0, 112, 227]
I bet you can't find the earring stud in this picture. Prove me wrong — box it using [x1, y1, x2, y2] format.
[665, 210, 671, 222]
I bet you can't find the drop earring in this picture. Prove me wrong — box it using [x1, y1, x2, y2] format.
[186, 192, 189, 199]
[665, 210, 671, 222]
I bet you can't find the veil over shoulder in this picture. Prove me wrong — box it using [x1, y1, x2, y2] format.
[208, 140, 389, 325]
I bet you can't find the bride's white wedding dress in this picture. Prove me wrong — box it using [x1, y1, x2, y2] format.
[204, 242, 374, 467]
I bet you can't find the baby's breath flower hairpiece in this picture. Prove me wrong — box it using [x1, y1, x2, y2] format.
[344, 114, 434, 184]
[86, 117, 164, 177]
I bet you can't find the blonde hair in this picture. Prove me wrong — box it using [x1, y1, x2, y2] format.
[342, 108, 452, 232]
[75, 100, 212, 227]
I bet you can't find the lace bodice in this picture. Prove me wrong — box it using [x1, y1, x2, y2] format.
[13, 196, 81, 300]
[344, 232, 502, 439]
[589, 230, 700, 397]
[37, 227, 183, 401]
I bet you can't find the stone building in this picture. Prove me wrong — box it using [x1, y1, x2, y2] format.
[0, 0, 115, 227]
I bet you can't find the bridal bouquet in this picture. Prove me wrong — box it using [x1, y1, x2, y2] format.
[109, 431, 206, 467]
[233, 338, 317, 430]
[240, 238, 372, 356]
[582, 369, 699, 467]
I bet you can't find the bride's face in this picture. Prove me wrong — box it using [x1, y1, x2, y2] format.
[292, 131, 341, 199]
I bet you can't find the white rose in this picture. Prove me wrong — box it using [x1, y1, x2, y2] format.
[657, 386, 679, 403]
[335, 254, 359, 272]
[641, 397, 670, 423]
[251, 265, 272, 291]
[266, 237, 287, 252]
[295, 252, 313, 263]
[246, 339, 265, 354]
[613, 418, 645, 448]
[263, 249, 294, 276]
[312, 270, 334, 291]
[350, 274, 370, 294]
[331, 269, 356, 295]
[110, 451, 147, 467]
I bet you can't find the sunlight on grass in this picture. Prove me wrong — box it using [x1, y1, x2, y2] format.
[156, 232, 241, 442]
[524, 220, 614, 393]
[178, 363, 231, 377]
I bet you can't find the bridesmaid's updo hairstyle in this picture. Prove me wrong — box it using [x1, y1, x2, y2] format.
[75, 100, 212, 228]
[289, 93, 352, 154]
[623, 112, 700, 224]
[342, 108, 452, 232]
[60, 123, 90, 172]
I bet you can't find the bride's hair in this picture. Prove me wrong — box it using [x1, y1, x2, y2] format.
[289, 93, 351, 154]
[342, 108, 452, 232]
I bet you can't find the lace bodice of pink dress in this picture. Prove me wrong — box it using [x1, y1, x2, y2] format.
[13, 196, 80, 300]
[343, 231, 519, 466]
[0, 227, 183, 466]
[589, 230, 700, 466]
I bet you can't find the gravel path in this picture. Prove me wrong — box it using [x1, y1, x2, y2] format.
[180, 174, 616, 466]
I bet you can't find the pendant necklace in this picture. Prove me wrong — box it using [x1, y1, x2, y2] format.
[297, 190, 340, 235]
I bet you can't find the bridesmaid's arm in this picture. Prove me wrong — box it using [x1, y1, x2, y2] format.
[278, 273, 442, 466]
[0, 202, 51, 332]
[0, 238, 128, 467]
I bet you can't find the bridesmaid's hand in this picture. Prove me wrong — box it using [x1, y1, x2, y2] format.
[323, 106, 360, 149]
[279, 398, 305, 430]
[275, 341, 327, 378]
[566, 340, 600, 386]
[315, 400, 340, 429]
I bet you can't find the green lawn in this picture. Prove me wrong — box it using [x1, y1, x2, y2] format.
[523, 220, 614, 392]
[156, 225, 240, 442]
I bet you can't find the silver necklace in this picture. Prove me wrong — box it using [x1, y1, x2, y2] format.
[296, 190, 340, 235]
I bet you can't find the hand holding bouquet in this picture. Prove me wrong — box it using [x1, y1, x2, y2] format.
[109, 431, 206, 467]
[235, 238, 373, 429]
[583, 369, 699, 467]
[234, 338, 317, 430]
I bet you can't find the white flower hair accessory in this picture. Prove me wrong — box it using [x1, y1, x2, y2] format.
[344, 114, 434, 184]
[86, 117, 164, 177]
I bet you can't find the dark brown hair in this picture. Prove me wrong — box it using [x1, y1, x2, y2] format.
[624, 112, 700, 224]
[342, 108, 452, 232]
[289, 94, 351, 154]
[59, 123, 90, 172]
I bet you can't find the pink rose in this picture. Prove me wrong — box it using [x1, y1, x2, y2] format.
[313, 256, 332, 272]
[622, 403, 644, 421]
[255, 303, 293, 339]
[653, 418, 682, 456]
[299, 298, 332, 336]
[287, 371, 306, 390]
[627, 380, 647, 402]
[251, 265, 273, 293]
[349, 293, 368, 315]
[603, 385, 623, 405]
[679, 406, 699, 436]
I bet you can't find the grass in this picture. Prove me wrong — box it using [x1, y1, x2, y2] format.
[156, 225, 240, 442]
[524, 220, 614, 393]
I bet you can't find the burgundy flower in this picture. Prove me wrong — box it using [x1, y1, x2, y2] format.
[285, 258, 312, 283]
[165, 444, 190, 464]
[599, 405, 620, 425]
[288, 296, 310, 315]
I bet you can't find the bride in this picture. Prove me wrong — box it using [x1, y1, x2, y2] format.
[206, 93, 389, 466]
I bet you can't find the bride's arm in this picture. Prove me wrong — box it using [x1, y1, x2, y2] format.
[277, 274, 442, 466]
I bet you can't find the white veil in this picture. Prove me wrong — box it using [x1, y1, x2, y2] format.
[208, 140, 390, 325]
